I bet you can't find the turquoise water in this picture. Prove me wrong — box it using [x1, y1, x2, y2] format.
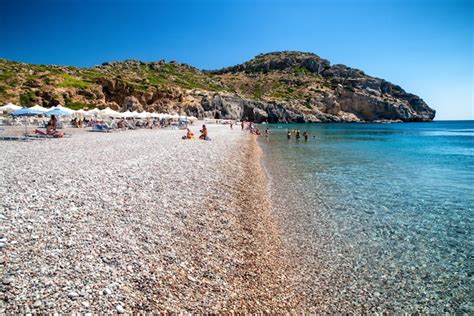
[259, 121, 473, 312]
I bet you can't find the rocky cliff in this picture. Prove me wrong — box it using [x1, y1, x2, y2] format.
[0, 51, 435, 122]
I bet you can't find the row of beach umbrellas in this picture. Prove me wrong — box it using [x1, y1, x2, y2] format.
[0, 103, 197, 121]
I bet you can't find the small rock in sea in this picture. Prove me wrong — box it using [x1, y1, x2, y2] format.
[116, 304, 125, 314]
[2, 277, 13, 285]
[33, 300, 42, 308]
[67, 291, 79, 300]
[103, 288, 112, 295]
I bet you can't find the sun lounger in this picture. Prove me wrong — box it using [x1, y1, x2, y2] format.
[125, 121, 138, 130]
[26, 133, 71, 139]
[91, 123, 113, 132]
[0, 136, 31, 141]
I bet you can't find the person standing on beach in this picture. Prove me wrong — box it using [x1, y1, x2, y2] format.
[230, 122, 234, 130]
[241, 121, 245, 130]
[265, 128, 270, 138]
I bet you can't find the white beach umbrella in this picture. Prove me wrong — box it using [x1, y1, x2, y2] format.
[120, 110, 133, 118]
[85, 108, 101, 116]
[137, 111, 151, 119]
[100, 107, 120, 117]
[170, 113, 180, 120]
[74, 109, 90, 117]
[29, 104, 49, 112]
[188, 116, 198, 121]
[0, 102, 21, 113]
[131, 111, 140, 118]
[54, 105, 75, 114]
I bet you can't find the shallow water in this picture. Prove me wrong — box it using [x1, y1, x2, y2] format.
[259, 121, 473, 312]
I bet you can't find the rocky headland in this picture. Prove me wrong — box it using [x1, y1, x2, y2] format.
[0, 51, 435, 122]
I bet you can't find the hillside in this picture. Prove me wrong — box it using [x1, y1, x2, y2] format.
[0, 52, 435, 122]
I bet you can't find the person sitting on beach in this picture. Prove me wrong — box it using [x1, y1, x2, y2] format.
[199, 125, 208, 140]
[182, 128, 194, 139]
[50, 115, 58, 130]
[34, 121, 64, 137]
[117, 119, 126, 129]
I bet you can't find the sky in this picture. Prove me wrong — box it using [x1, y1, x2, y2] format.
[0, 0, 472, 120]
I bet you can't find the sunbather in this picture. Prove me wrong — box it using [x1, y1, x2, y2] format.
[186, 128, 194, 139]
[199, 125, 208, 140]
[34, 123, 64, 138]
[49, 115, 58, 129]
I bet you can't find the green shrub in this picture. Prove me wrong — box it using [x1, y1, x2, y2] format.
[65, 100, 87, 110]
[20, 91, 36, 106]
[59, 74, 91, 89]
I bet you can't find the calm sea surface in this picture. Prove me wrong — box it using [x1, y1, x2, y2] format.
[258, 121, 473, 312]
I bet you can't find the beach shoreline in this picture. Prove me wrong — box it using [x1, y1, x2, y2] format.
[0, 125, 300, 313]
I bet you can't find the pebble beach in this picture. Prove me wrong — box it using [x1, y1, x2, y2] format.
[0, 125, 299, 313]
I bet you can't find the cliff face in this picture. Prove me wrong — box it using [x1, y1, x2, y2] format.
[0, 51, 435, 122]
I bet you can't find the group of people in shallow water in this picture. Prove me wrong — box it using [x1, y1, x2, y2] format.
[287, 129, 310, 141]
[241, 120, 312, 141]
[182, 120, 314, 142]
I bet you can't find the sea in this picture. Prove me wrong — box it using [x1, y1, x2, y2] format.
[258, 120, 473, 312]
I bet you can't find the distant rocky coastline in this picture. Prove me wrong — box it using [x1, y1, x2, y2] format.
[0, 51, 435, 122]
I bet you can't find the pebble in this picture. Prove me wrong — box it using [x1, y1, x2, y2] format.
[67, 291, 79, 300]
[33, 300, 42, 308]
[116, 304, 125, 314]
[2, 277, 13, 285]
[103, 288, 112, 295]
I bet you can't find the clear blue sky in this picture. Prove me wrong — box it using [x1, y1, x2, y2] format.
[0, 0, 472, 119]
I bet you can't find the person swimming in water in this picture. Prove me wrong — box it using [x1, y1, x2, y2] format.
[303, 131, 308, 141]
[287, 130, 291, 140]
[295, 130, 301, 140]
